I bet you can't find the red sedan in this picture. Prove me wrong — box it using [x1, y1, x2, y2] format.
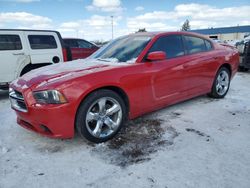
[63, 38, 99, 60]
[9, 31, 239, 143]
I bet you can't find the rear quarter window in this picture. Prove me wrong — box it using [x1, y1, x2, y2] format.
[0, 35, 22, 51]
[28, 35, 57, 49]
[184, 35, 207, 54]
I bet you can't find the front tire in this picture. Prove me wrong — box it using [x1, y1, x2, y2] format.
[76, 89, 126, 143]
[209, 67, 231, 98]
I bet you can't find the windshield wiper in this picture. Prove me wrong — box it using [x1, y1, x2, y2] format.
[97, 58, 110, 62]
[97, 58, 119, 63]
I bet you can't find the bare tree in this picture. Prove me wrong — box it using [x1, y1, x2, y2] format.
[181, 19, 190, 31]
[137, 28, 147, 33]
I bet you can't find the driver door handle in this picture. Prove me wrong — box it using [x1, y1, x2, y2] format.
[13, 52, 25, 55]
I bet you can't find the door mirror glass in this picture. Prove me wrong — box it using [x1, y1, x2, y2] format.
[147, 51, 167, 61]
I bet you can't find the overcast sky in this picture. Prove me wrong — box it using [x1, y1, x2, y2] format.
[0, 0, 250, 41]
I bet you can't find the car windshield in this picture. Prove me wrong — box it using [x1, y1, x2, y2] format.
[90, 35, 152, 63]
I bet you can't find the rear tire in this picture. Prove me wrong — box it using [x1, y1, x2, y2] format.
[76, 89, 127, 143]
[209, 67, 231, 98]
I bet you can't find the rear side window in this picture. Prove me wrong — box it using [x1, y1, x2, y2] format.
[184, 36, 206, 54]
[28, 35, 57, 49]
[77, 40, 93, 49]
[0, 35, 22, 51]
[204, 40, 213, 51]
[64, 39, 78, 48]
[149, 35, 185, 59]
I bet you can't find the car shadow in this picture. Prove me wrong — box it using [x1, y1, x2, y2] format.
[0, 90, 9, 100]
[12, 94, 223, 167]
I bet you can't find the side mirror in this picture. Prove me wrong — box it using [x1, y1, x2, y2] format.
[147, 51, 167, 61]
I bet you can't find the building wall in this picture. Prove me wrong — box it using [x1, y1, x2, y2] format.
[207, 32, 247, 42]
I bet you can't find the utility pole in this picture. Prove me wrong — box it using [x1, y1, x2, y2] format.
[111, 15, 114, 40]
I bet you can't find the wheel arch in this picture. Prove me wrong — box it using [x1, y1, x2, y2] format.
[74, 85, 130, 129]
[20, 63, 52, 76]
[208, 62, 232, 98]
[219, 63, 232, 78]
[210, 63, 232, 89]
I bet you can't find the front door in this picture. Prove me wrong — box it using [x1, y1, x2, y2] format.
[142, 34, 188, 107]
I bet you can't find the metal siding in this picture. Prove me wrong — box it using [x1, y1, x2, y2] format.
[190, 25, 250, 35]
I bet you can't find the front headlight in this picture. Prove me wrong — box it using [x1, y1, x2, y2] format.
[33, 90, 67, 104]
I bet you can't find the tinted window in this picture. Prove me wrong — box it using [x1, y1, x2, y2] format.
[184, 36, 206, 54]
[64, 39, 78, 48]
[204, 40, 213, 51]
[92, 36, 151, 62]
[28, 35, 57, 49]
[148, 35, 185, 59]
[77, 40, 93, 49]
[0, 35, 22, 51]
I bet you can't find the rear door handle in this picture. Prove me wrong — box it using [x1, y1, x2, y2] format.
[13, 52, 25, 55]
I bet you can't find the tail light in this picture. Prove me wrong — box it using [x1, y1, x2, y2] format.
[62, 47, 72, 62]
[62, 48, 68, 62]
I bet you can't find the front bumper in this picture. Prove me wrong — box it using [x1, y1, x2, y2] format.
[10, 88, 76, 139]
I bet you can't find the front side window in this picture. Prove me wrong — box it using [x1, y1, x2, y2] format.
[184, 36, 206, 54]
[0, 35, 22, 51]
[28, 35, 57, 49]
[148, 35, 185, 59]
[91, 35, 152, 62]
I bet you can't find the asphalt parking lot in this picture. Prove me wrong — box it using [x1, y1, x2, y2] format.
[1, 72, 250, 188]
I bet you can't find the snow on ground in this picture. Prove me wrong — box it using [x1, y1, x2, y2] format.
[0, 72, 250, 188]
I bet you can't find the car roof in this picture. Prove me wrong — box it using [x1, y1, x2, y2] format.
[129, 31, 210, 40]
[63, 38, 85, 40]
[0, 29, 59, 33]
[63, 38, 98, 46]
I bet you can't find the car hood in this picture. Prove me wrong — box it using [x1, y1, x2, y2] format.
[12, 59, 130, 90]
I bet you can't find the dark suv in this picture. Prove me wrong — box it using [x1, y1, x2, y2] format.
[237, 39, 250, 71]
[63, 38, 99, 60]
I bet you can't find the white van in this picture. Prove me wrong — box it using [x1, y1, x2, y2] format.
[0, 29, 72, 89]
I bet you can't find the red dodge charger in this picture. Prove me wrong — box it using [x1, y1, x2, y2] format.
[9, 31, 239, 143]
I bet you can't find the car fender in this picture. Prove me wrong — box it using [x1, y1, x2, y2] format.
[15, 54, 31, 78]
[77, 81, 129, 106]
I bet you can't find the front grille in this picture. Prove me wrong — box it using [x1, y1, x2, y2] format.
[9, 89, 28, 112]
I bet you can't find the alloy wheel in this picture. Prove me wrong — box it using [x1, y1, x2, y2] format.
[216, 70, 229, 96]
[85, 97, 122, 138]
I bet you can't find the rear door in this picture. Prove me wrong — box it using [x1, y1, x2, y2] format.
[0, 31, 28, 83]
[25, 31, 63, 64]
[182, 35, 218, 94]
